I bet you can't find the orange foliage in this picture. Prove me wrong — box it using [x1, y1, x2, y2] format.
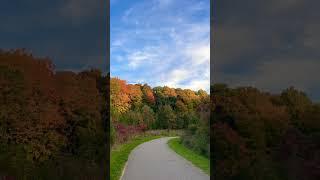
[162, 86, 177, 97]
[0, 49, 103, 162]
[110, 78, 131, 114]
[128, 84, 143, 108]
[141, 84, 155, 105]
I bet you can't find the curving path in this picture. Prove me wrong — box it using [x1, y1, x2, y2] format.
[121, 137, 210, 180]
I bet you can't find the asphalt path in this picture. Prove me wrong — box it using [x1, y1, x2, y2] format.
[121, 137, 210, 180]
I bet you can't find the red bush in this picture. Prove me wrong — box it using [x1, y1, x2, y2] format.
[114, 123, 147, 143]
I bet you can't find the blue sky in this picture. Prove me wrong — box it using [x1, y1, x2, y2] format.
[111, 0, 210, 92]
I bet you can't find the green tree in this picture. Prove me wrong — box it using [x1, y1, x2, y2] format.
[141, 105, 156, 129]
[280, 87, 313, 127]
[156, 105, 176, 129]
[120, 111, 143, 125]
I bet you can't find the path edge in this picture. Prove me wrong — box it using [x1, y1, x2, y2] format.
[119, 161, 128, 180]
[166, 137, 210, 176]
[118, 137, 166, 180]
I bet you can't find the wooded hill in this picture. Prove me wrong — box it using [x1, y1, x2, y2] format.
[110, 77, 210, 157]
[0, 49, 109, 179]
[3, 49, 318, 179]
[212, 84, 320, 180]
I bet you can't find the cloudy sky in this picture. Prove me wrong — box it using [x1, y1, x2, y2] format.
[213, 0, 320, 101]
[111, 0, 210, 92]
[0, 0, 107, 73]
[3, 0, 318, 100]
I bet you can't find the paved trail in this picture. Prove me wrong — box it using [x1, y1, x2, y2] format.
[121, 137, 210, 180]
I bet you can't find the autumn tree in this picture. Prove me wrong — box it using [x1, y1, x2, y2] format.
[0, 49, 108, 179]
[141, 105, 156, 129]
[156, 105, 177, 129]
[110, 78, 131, 117]
[128, 84, 143, 110]
[212, 84, 320, 180]
[141, 84, 155, 106]
[280, 87, 313, 127]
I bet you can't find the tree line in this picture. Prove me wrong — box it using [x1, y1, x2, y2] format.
[212, 84, 320, 180]
[0, 49, 211, 178]
[8, 49, 319, 179]
[110, 77, 210, 157]
[0, 49, 109, 179]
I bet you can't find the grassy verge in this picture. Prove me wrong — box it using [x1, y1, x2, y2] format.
[144, 129, 184, 137]
[167, 137, 210, 175]
[110, 135, 163, 180]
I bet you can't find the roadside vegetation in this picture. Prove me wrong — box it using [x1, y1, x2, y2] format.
[110, 77, 210, 156]
[110, 129, 183, 180]
[0, 49, 109, 179]
[212, 84, 320, 180]
[111, 135, 162, 180]
[168, 137, 210, 175]
[110, 77, 210, 179]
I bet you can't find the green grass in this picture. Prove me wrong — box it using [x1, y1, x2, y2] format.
[110, 135, 163, 180]
[167, 137, 210, 175]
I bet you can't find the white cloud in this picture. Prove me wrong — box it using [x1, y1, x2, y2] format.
[127, 50, 154, 68]
[183, 79, 210, 92]
[111, 0, 210, 91]
[159, 69, 190, 87]
[185, 43, 210, 66]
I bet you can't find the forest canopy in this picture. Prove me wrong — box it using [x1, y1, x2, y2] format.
[110, 77, 210, 157]
[212, 84, 320, 180]
[4, 49, 318, 179]
[0, 49, 109, 179]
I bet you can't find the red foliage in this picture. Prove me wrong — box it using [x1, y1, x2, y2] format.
[114, 123, 147, 143]
[0, 49, 103, 162]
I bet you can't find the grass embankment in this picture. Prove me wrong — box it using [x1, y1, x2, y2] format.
[168, 137, 210, 175]
[110, 135, 162, 180]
